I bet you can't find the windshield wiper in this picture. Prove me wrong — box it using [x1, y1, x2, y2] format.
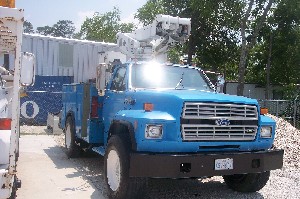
[175, 72, 184, 89]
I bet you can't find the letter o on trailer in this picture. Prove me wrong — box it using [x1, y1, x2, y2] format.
[21, 100, 40, 119]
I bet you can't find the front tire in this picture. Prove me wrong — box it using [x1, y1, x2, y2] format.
[104, 135, 145, 199]
[64, 116, 80, 158]
[223, 171, 270, 192]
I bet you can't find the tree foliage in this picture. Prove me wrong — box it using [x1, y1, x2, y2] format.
[236, 0, 275, 95]
[23, 20, 34, 34]
[245, 0, 300, 98]
[189, 1, 242, 77]
[135, 0, 165, 26]
[36, 20, 75, 38]
[36, 25, 53, 36]
[52, 20, 76, 38]
[78, 7, 135, 43]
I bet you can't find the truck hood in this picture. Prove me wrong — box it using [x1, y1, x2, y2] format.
[129, 89, 259, 119]
[134, 89, 258, 105]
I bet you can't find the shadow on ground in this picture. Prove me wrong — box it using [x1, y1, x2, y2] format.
[43, 145, 106, 199]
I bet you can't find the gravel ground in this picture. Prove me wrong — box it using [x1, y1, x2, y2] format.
[268, 114, 300, 169]
[21, 116, 300, 199]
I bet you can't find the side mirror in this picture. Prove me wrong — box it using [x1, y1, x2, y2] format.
[20, 52, 35, 86]
[96, 63, 111, 96]
[216, 74, 225, 93]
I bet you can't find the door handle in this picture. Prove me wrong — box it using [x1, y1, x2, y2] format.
[125, 97, 136, 105]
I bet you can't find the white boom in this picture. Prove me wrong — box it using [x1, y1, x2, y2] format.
[117, 14, 191, 62]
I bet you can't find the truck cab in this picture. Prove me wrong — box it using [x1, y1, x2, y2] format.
[104, 62, 276, 151]
[61, 61, 283, 199]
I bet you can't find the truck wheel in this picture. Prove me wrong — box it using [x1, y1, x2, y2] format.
[223, 171, 270, 192]
[65, 116, 80, 158]
[104, 135, 145, 199]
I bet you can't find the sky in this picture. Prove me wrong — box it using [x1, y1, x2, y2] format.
[16, 0, 148, 31]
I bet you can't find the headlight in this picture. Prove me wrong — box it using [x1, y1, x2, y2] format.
[260, 126, 272, 138]
[145, 125, 163, 139]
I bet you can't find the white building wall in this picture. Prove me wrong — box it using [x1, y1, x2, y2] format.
[225, 82, 274, 100]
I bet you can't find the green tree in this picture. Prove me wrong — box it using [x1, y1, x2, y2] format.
[188, 1, 242, 77]
[236, 0, 275, 96]
[23, 20, 34, 34]
[78, 7, 135, 43]
[52, 20, 76, 38]
[36, 20, 75, 38]
[135, 0, 165, 26]
[36, 25, 53, 36]
[246, 0, 300, 98]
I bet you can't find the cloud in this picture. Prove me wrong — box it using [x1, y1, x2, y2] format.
[121, 12, 142, 27]
[75, 11, 95, 32]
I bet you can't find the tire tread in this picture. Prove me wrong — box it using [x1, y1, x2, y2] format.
[105, 135, 146, 199]
[223, 171, 270, 192]
[65, 116, 80, 158]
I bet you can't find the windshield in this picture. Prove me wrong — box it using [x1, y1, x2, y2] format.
[131, 63, 213, 91]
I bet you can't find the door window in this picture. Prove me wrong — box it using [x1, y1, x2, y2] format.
[110, 67, 126, 91]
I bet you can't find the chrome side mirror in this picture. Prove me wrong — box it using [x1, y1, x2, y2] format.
[20, 52, 35, 86]
[96, 63, 111, 96]
[216, 74, 225, 93]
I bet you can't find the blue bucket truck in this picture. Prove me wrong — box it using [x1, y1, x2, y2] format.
[60, 15, 283, 199]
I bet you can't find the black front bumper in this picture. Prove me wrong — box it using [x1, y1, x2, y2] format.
[129, 149, 284, 178]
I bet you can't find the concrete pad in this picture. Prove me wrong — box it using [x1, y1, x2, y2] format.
[17, 135, 105, 199]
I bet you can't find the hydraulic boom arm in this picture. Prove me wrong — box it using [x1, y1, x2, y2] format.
[117, 14, 191, 62]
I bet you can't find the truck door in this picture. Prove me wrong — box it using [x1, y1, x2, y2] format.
[103, 66, 127, 127]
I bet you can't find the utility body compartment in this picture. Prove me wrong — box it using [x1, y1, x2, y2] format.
[61, 83, 104, 144]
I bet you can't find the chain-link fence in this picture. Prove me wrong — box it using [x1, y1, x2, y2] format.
[259, 100, 300, 129]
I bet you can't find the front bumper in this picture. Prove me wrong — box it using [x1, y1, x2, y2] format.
[129, 149, 284, 178]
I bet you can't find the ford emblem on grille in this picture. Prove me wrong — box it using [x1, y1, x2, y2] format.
[215, 118, 230, 126]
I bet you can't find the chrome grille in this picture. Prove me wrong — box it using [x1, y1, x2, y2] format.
[183, 102, 258, 120]
[182, 124, 257, 141]
[181, 102, 258, 141]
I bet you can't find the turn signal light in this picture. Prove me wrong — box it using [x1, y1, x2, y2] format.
[90, 96, 99, 118]
[260, 108, 268, 115]
[144, 103, 153, 112]
[0, 118, 12, 130]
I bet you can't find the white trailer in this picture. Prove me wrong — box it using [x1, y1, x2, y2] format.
[0, 4, 35, 199]
[22, 34, 126, 83]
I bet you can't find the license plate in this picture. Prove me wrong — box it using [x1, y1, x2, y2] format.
[215, 158, 233, 170]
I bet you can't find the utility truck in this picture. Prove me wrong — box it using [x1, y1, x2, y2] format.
[0, 3, 35, 199]
[60, 15, 284, 199]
